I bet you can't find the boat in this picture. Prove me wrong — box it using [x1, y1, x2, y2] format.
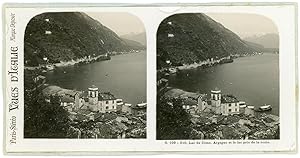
[255, 104, 272, 112]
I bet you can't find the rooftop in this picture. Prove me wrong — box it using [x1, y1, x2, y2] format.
[98, 92, 116, 101]
[183, 98, 197, 106]
[88, 85, 98, 91]
[211, 87, 221, 93]
[60, 95, 74, 103]
[43, 85, 80, 97]
[221, 95, 239, 103]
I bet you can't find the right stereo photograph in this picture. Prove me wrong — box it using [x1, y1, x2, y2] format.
[156, 13, 279, 140]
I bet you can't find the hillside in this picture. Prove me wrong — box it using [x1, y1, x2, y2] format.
[244, 33, 279, 49]
[244, 41, 265, 51]
[157, 13, 257, 68]
[25, 12, 139, 66]
[121, 38, 146, 50]
[121, 32, 146, 46]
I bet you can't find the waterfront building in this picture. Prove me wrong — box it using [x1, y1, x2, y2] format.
[131, 103, 147, 115]
[197, 88, 240, 116]
[86, 85, 117, 113]
[116, 98, 124, 112]
[122, 103, 132, 114]
[245, 105, 255, 116]
[239, 101, 247, 114]
[211, 88, 222, 114]
[220, 95, 240, 115]
[44, 85, 143, 114]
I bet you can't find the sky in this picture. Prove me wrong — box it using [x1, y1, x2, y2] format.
[206, 13, 278, 38]
[86, 12, 145, 36]
[86, 12, 278, 38]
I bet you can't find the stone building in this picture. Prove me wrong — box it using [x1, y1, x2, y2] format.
[85, 85, 118, 113]
[197, 88, 240, 116]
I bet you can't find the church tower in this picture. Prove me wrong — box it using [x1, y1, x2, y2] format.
[88, 85, 99, 105]
[211, 87, 221, 114]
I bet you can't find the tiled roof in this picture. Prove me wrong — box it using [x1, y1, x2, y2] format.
[183, 98, 197, 106]
[98, 92, 116, 101]
[221, 95, 239, 103]
[61, 95, 74, 103]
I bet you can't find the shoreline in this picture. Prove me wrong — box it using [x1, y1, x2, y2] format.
[158, 52, 267, 72]
[25, 49, 145, 71]
[163, 87, 279, 117]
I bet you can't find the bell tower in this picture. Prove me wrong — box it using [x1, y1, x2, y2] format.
[211, 87, 221, 114]
[88, 85, 99, 105]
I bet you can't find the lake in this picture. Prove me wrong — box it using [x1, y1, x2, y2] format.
[168, 53, 279, 116]
[46, 51, 146, 105]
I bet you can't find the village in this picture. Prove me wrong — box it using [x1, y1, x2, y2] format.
[157, 56, 279, 140]
[157, 82, 280, 139]
[30, 74, 147, 139]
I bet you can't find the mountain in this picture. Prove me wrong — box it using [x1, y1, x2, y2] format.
[157, 13, 258, 68]
[25, 12, 139, 66]
[121, 32, 146, 46]
[244, 33, 279, 49]
[244, 41, 265, 51]
[121, 38, 146, 50]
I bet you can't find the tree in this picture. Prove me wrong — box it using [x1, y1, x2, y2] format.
[24, 88, 70, 138]
[156, 97, 192, 140]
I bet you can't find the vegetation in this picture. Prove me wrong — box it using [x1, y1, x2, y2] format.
[24, 70, 70, 138]
[120, 32, 146, 46]
[24, 12, 143, 66]
[121, 38, 146, 50]
[157, 13, 258, 69]
[157, 97, 192, 139]
[24, 89, 70, 138]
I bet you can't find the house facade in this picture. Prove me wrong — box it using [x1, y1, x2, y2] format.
[197, 88, 240, 116]
[86, 85, 117, 113]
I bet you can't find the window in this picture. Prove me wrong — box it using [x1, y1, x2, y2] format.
[228, 104, 231, 107]
[235, 108, 237, 111]
[112, 100, 114, 104]
[112, 106, 115, 109]
[106, 106, 109, 109]
[106, 101, 109, 104]
[228, 109, 231, 112]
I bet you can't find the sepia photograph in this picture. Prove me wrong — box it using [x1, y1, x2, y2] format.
[157, 13, 280, 140]
[24, 12, 147, 139]
[4, 3, 296, 154]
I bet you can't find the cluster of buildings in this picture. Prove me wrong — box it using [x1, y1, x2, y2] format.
[41, 85, 146, 139]
[43, 85, 146, 115]
[182, 88, 255, 116]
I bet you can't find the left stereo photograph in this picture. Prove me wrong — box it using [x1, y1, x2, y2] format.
[24, 12, 147, 139]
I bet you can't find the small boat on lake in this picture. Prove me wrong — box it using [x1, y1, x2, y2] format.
[255, 104, 272, 112]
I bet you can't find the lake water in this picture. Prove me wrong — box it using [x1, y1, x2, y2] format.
[46, 51, 146, 105]
[168, 53, 279, 116]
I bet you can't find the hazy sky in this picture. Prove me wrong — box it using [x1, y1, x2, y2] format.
[206, 13, 278, 38]
[86, 12, 145, 36]
[86, 12, 278, 38]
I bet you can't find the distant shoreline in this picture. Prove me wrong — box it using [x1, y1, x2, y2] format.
[158, 52, 274, 73]
[25, 49, 145, 71]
